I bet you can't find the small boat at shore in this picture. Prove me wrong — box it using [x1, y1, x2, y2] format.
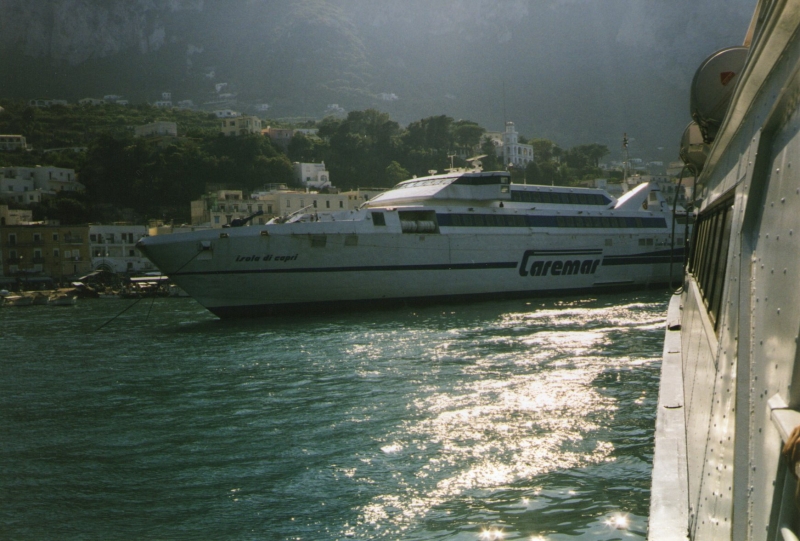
[4, 295, 34, 307]
[48, 293, 77, 306]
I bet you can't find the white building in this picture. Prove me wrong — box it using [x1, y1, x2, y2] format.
[293, 162, 331, 189]
[88, 225, 154, 273]
[0, 135, 28, 151]
[28, 99, 68, 108]
[499, 122, 534, 168]
[214, 109, 239, 118]
[0, 166, 84, 203]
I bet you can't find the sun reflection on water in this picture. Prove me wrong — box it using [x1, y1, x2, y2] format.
[341, 298, 664, 538]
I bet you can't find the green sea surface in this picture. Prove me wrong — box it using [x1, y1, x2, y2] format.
[1, 292, 668, 540]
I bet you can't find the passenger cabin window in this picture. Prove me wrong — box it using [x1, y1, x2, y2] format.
[689, 195, 734, 332]
[371, 212, 386, 226]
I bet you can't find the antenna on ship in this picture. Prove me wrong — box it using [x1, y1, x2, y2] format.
[622, 133, 629, 185]
[447, 153, 456, 173]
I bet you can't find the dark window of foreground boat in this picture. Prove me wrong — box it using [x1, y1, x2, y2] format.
[371, 212, 386, 226]
[689, 195, 734, 331]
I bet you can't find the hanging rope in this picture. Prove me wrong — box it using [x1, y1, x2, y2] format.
[93, 247, 202, 332]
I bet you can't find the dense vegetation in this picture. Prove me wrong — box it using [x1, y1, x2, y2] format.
[0, 99, 611, 225]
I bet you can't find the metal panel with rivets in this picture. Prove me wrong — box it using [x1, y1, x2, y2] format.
[650, 1, 800, 539]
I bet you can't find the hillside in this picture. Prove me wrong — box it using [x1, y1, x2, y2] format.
[0, 0, 754, 161]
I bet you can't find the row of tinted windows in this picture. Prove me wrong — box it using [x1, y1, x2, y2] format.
[437, 213, 666, 229]
[688, 196, 734, 332]
[511, 190, 611, 205]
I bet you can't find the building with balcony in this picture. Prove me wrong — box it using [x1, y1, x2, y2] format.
[0, 224, 91, 284]
[220, 116, 262, 137]
[89, 225, 154, 273]
[191, 190, 271, 228]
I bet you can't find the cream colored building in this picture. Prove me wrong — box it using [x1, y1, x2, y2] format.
[0, 205, 33, 226]
[0, 224, 91, 283]
[190, 186, 386, 228]
[221, 116, 262, 137]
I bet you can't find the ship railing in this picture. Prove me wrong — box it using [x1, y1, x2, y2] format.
[769, 394, 800, 540]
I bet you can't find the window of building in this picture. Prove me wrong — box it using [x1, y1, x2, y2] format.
[9, 249, 17, 260]
[313, 200, 318, 208]
[8, 233, 16, 245]
[214, 216, 220, 224]
[64, 250, 71, 258]
[339, 201, 344, 208]
[33, 233, 41, 242]
[54, 248, 60, 257]
[268, 205, 273, 214]
[52, 233, 58, 241]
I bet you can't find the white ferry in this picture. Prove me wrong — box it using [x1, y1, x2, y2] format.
[137, 171, 686, 318]
[651, 0, 800, 539]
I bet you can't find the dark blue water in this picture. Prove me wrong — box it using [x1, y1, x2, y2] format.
[1, 292, 667, 540]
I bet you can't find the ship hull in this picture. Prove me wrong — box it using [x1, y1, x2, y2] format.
[140, 227, 684, 318]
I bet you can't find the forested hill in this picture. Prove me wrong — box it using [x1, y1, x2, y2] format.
[0, 102, 615, 226]
[0, 0, 753, 160]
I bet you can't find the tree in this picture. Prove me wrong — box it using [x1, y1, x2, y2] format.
[531, 138, 556, 163]
[524, 161, 541, 184]
[479, 137, 501, 171]
[451, 120, 485, 149]
[385, 161, 410, 185]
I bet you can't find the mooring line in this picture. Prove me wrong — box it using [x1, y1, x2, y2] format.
[92, 248, 202, 332]
[93, 296, 145, 332]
